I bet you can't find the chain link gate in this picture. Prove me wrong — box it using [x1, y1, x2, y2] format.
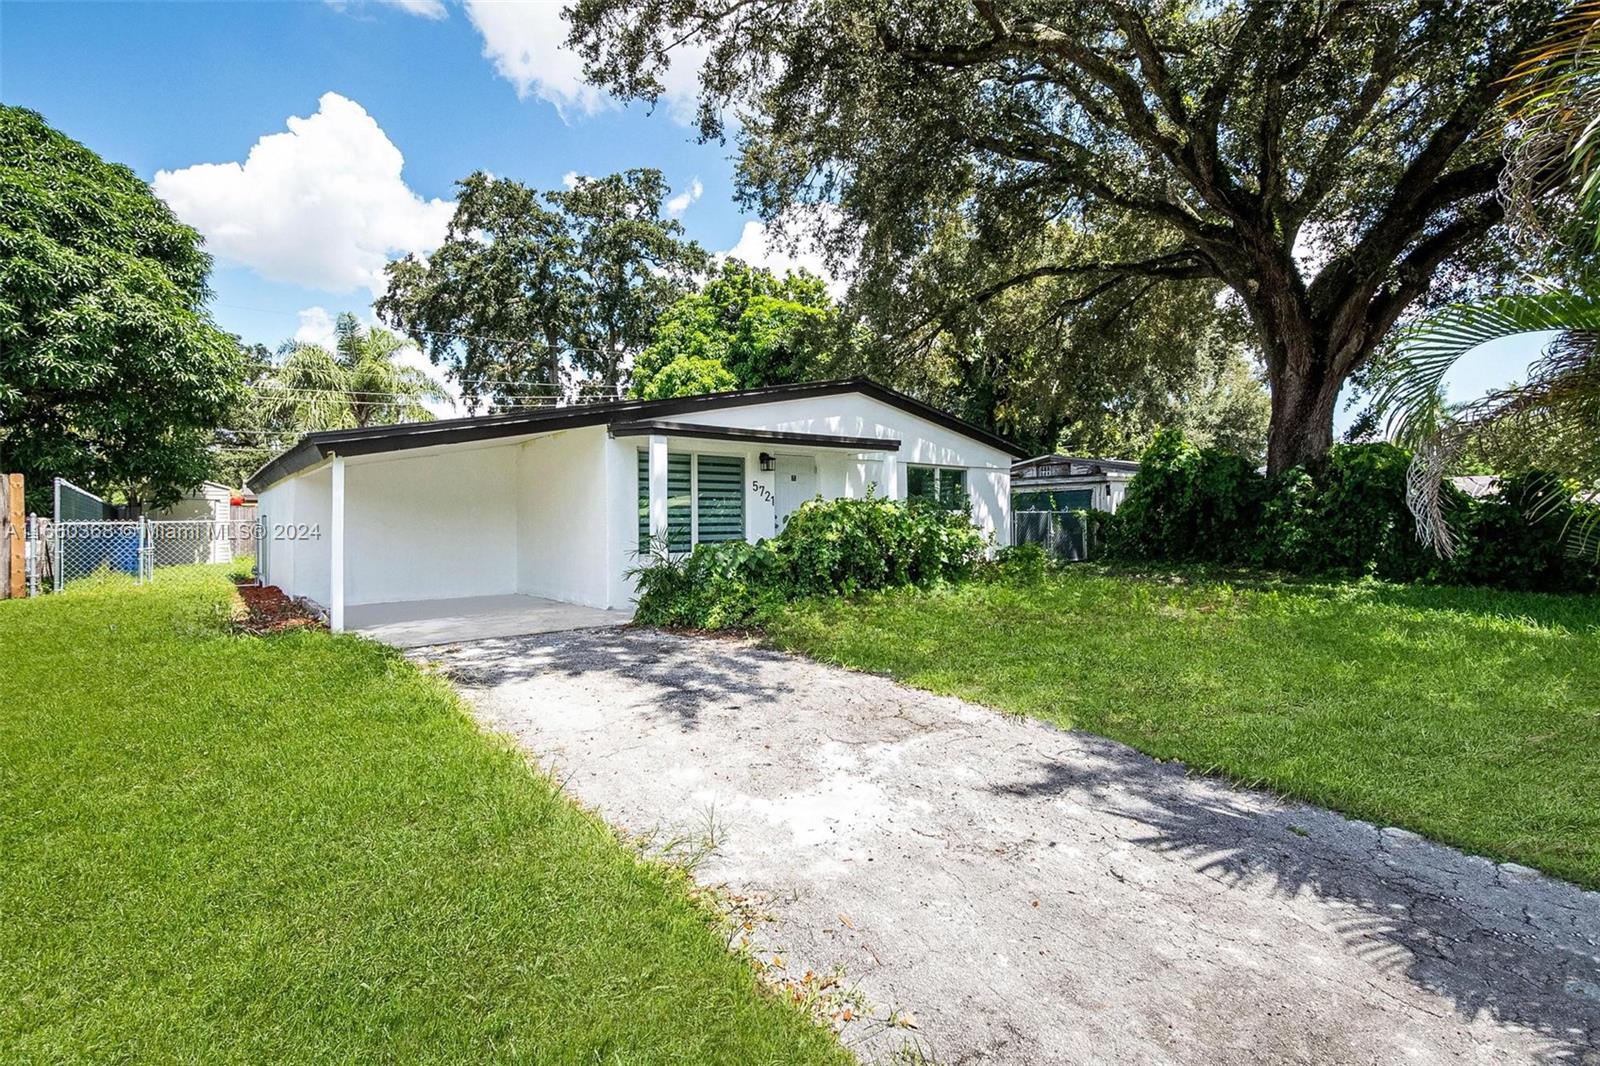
[1011, 509, 1092, 561]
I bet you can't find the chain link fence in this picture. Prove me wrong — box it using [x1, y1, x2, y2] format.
[26, 517, 258, 593]
[1011, 509, 1094, 561]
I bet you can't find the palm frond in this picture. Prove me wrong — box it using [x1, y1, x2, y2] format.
[1377, 290, 1600, 556]
[1501, 1, 1600, 248]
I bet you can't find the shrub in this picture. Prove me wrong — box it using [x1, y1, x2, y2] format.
[1107, 429, 1264, 562]
[1438, 473, 1600, 592]
[1254, 443, 1437, 580]
[979, 541, 1053, 584]
[630, 494, 987, 629]
[1112, 431, 1600, 593]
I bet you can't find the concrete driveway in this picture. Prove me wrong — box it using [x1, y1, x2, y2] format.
[418, 628, 1600, 1065]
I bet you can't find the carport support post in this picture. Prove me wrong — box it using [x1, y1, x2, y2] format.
[330, 454, 345, 632]
[880, 451, 900, 500]
[647, 434, 668, 551]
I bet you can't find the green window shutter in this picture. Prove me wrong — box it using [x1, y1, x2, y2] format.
[637, 451, 692, 553]
[695, 454, 745, 544]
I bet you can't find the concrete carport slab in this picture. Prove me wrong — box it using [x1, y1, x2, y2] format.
[347, 594, 630, 648]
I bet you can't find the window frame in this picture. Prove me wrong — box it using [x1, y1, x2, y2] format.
[906, 464, 969, 512]
[638, 449, 747, 553]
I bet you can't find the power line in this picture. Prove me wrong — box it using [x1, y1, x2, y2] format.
[212, 301, 637, 356]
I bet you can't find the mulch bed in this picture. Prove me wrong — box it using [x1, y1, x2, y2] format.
[233, 579, 324, 635]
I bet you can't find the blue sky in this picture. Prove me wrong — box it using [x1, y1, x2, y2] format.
[2, 0, 1543, 429]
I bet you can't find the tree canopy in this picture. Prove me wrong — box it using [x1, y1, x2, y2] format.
[0, 105, 243, 509]
[569, 0, 1563, 473]
[379, 169, 706, 409]
[630, 260, 838, 399]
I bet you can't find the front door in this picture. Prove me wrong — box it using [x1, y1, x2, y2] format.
[774, 455, 817, 531]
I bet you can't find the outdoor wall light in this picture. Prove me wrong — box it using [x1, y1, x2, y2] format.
[759, 452, 776, 472]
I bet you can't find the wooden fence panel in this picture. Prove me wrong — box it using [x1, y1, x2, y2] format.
[3, 473, 22, 599]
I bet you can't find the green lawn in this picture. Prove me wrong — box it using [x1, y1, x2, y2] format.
[1, 566, 847, 1065]
[769, 567, 1600, 890]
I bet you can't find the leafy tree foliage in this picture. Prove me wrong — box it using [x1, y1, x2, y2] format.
[631, 260, 837, 399]
[271, 314, 449, 430]
[1378, 4, 1600, 558]
[215, 315, 449, 488]
[854, 210, 1269, 458]
[379, 173, 571, 411]
[380, 169, 706, 409]
[0, 106, 243, 509]
[569, 0, 1562, 472]
[553, 170, 710, 391]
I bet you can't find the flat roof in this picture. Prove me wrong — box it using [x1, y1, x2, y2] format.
[247, 378, 1024, 492]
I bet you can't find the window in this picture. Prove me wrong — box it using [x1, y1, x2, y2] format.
[637, 451, 691, 553]
[907, 466, 968, 511]
[638, 451, 746, 552]
[695, 454, 745, 543]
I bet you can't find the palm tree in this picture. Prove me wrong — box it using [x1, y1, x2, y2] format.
[265, 313, 452, 431]
[1379, 3, 1600, 556]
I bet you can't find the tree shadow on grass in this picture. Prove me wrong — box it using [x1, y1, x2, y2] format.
[418, 627, 797, 730]
[989, 736, 1600, 1064]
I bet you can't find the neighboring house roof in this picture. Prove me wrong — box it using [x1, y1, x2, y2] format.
[1450, 475, 1501, 499]
[247, 378, 1026, 492]
[1012, 454, 1141, 481]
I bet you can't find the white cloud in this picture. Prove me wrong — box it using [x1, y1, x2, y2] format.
[325, 0, 448, 19]
[292, 306, 338, 349]
[153, 92, 454, 295]
[561, 170, 582, 189]
[666, 177, 703, 216]
[721, 207, 852, 298]
[462, 0, 703, 121]
[383, 0, 447, 18]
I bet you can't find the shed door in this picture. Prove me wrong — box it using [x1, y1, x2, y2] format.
[775, 456, 817, 530]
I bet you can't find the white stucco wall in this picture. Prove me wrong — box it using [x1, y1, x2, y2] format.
[683, 393, 1013, 547]
[293, 468, 333, 610]
[517, 427, 610, 608]
[256, 388, 1014, 614]
[344, 443, 517, 605]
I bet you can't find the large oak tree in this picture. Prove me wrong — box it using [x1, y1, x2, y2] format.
[380, 169, 706, 409]
[569, 0, 1562, 472]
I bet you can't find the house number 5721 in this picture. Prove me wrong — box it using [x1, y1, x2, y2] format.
[751, 480, 775, 505]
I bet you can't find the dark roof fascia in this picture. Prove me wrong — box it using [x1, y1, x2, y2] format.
[608, 419, 900, 451]
[248, 377, 1023, 492]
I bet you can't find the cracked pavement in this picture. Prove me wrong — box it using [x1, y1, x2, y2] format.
[417, 628, 1600, 1065]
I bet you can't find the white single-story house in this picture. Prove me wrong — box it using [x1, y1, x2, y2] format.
[1010, 454, 1141, 514]
[247, 379, 1024, 637]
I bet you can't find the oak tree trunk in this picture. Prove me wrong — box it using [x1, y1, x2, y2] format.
[1265, 360, 1343, 475]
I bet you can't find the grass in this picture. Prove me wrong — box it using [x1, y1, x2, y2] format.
[0, 565, 848, 1064]
[768, 566, 1600, 890]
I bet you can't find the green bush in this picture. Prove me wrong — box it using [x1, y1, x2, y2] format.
[1254, 443, 1437, 580]
[1110, 432, 1600, 592]
[978, 541, 1053, 584]
[1438, 473, 1600, 592]
[631, 494, 987, 629]
[1107, 429, 1264, 562]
